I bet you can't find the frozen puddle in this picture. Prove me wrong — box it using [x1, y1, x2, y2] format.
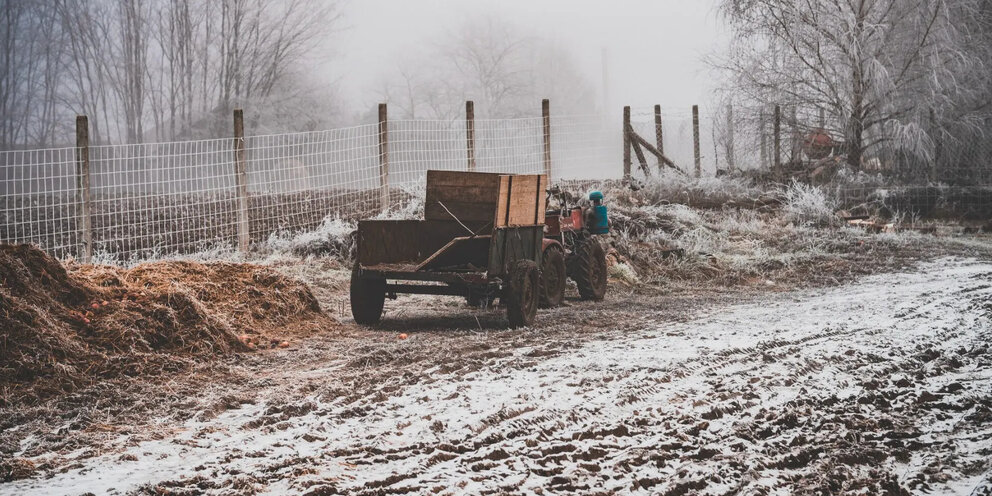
[8, 258, 992, 495]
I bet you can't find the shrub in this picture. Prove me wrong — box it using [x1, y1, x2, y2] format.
[783, 181, 837, 227]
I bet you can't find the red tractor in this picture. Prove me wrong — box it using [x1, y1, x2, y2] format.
[538, 189, 609, 307]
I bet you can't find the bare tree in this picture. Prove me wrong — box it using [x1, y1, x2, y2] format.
[112, 0, 147, 143]
[0, 1, 67, 147]
[376, 59, 463, 120]
[716, 0, 992, 170]
[212, 0, 341, 133]
[0, 0, 343, 148]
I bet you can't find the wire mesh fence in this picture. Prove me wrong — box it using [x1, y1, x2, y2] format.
[627, 103, 992, 220]
[3, 104, 990, 263]
[1, 113, 624, 262]
[1, 147, 80, 259]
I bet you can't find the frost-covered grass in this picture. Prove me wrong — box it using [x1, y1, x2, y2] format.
[627, 171, 767, 208]
[573, 177, 992, 287]
[782, 180, 838, 227]
[262, 216, 357, 259]
[83, 174, 989, 289]
[375, 180, 425, 220]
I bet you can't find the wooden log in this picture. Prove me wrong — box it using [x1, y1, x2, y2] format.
[75, 115, 92, 262]
[233, 109, 249, 253]
[631, 139, 651, 177]
[627, 124, 682, 173]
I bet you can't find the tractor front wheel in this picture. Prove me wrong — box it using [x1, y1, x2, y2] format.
[539, 246, 566, 308]
[504, 260, 540, 327]
[569, 238, 607, 301]
[350, 264, 386, 325]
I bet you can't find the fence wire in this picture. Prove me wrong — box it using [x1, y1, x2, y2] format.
[4, 107, 989, 262]
[1, 147, 79, 259]
[1, 114, 625, 262]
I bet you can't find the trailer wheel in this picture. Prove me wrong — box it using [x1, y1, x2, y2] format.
[570, 238, 607, 301]
[350, 264, 385, 325]
[539, 246, 566, 308]
[505, 260, 539, 328]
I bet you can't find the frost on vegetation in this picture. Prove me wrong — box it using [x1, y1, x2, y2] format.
[783, 181, 838, 227]
[608, 261, 640, 284]
[676, 226, 726, 255]
[831, 166, 887, 189]
[90, 245, 243, 267]
[376, 180, 425, 220]
[712, 209, 765, 235]
[634, 172, 764, 207]
[264, 216, 356, 259]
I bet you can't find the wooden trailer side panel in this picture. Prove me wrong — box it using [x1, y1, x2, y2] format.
[494, 174, 547, 227]
[424, 170, 503, 224]
[488, 225, 544, 278]
[357, 219, 489, 266]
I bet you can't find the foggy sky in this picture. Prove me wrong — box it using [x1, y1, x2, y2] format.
[320, 0, 728, 118]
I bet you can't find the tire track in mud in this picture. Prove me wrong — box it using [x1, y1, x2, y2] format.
[298, 259, 992, 495]
[6, 259, 992, 495]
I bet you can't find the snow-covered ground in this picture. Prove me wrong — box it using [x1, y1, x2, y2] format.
[6, 258, 992, 495]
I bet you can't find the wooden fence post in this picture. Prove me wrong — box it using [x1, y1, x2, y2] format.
[760, 109, 768, 169]
[790, 105, 799, 163]
[929, 107, 941, 183]
[692, 105, 701, 178]
[774, 104, 782, 174]
[378, 103, 389, 214]
[233, 109, 249, 253]
[726, 104, 735, 172]
[654, 104, 664, 171]
[466, 100, 476, 171]
[623, 106, 631, 179]
[542, 98, 551, 179]
[75, 115, 92, 263]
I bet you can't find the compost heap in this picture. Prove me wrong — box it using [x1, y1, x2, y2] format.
[0, 244, 328, 405]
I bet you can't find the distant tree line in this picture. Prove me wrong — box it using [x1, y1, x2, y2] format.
[0, 0, 341, 148]
[374, 16, 597, 120]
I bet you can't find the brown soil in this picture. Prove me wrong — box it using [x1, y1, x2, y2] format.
[0, 244, 334, 406]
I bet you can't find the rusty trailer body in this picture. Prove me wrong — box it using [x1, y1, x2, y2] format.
[351, 170, 547, 327]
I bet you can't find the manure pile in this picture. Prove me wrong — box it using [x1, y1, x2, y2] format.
[0, 244, 330, 405]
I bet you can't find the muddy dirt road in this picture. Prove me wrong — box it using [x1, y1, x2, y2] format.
[4, 258, 992, 495]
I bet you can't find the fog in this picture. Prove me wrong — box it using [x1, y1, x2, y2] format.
[327, 0, 728, 117]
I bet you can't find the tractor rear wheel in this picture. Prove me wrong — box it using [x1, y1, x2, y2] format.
[570, 238, 607, 301]
[539, 246, 566, 308]
[350, 264, 386, 325]
[504, 260, 539, 327]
